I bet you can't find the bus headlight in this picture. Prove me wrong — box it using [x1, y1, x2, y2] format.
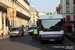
[42, 35, 45, 37]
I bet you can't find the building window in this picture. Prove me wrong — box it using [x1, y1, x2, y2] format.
[74, 0, 75, 4]
[74, 15, 75, 20]
[66, 15, 70, 21]
[33, 13, 35, 14]
[27, 21, 29, 24]
[2, 12, 3, 19]
[74, 6, 75, 13]
[33, 20, 35, 23]
[66, 7, 70, 13]
[11, 20, 12, 26]
[2, 12, 4, 24]
[66, 0, 69, 5]
[10, 0, 12, 2]
[33, 16, 35, 18]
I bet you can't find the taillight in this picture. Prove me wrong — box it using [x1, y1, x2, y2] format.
[39, 35, 42, 37]
[62, 34, 64, 37]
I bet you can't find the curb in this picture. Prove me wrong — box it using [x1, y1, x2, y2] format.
[65, 34, 75, 43]
[0, 33, 28, 40]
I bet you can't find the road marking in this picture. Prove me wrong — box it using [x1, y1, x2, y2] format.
[62, 38, 75, 50]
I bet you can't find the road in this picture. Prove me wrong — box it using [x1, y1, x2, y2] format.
[0, 34, 75, 50]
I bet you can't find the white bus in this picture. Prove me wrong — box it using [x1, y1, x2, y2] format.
[37, 14, 64, 42]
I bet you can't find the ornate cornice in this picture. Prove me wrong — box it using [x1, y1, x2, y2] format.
[15, 0, 29, 13]
[23, 0, 30, 5]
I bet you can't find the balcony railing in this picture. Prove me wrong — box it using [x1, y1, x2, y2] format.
[56, 4, 62, 10]
[66, 11, 70, 13]
[0, 0, 29, 16]
[23, 0, 30, 5]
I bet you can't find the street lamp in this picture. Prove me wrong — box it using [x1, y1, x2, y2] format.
[10, 10, 14, 26]
[12, 0, 17, 26]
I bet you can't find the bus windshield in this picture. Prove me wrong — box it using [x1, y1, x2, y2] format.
[41, 19, 63, 31]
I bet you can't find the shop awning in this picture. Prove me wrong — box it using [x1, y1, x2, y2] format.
[66, 15, 70, 19]
[17, 11, 30, 20]
[74, 15, 75, 18]
[64, 23, 75, 26]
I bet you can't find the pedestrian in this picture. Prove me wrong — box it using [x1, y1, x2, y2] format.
[33, 28, 38, 40]
[8, 28, 10, 35]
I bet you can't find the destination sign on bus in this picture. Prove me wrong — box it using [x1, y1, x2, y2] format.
[49, 16, 53, 19]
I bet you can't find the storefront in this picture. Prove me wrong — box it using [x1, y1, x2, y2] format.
[0, 2, 30, 35]
[64, 22, 75, 33]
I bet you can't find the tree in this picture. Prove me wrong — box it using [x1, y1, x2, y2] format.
[50, 13, 52, 14]
[46, 13, 50, 15]
[46, 12, 52, 15]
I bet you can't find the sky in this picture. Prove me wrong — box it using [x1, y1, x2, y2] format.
[29, 0, 60, 13]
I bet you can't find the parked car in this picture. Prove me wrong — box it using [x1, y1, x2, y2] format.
[28, 27, 38, 36]
[10, 26, 24, 37]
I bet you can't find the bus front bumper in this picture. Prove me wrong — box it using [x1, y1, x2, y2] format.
[39, 37, 64, 41]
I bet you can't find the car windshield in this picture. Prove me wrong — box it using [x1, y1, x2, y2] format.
[41, 19, 63, 31]
[11, 28, 19, 31]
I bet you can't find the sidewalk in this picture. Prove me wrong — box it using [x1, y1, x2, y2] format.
[0, 34, 10, 40]
[0, 32, 28, 40]
[65, 33, 75, 43]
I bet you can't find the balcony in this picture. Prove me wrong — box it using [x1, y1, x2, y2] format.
[23, 0, 30, 5]
[56, 4, 62, 11]
[0, 0, 29, 16]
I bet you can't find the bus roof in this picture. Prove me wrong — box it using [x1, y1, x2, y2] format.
[39, 14, 63, 19]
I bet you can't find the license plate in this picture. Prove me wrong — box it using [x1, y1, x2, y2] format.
[49, 39, 55, 41]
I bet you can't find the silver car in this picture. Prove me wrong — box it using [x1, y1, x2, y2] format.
[10, 26, 24, 37]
